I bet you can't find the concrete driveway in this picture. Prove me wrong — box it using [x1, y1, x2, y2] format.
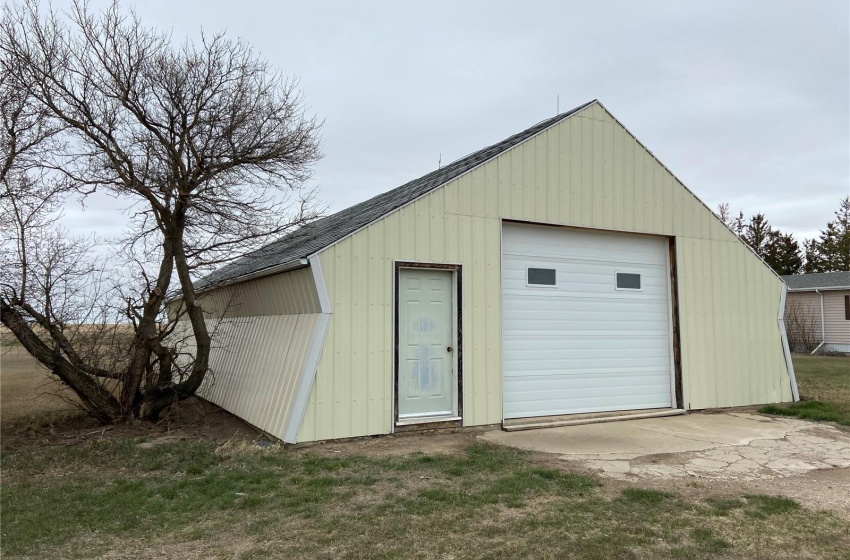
[481, 412, 850, 481]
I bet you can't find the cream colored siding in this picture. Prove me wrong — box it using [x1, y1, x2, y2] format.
[173, 266, 323, 440]
[787, 290, 850, 349]
[823, 291, 850, 346]
[173, 314, 320, 440]
[785, 292, 824, 347]
[297, 103, 792, 442]
[195, 266, 320, 318]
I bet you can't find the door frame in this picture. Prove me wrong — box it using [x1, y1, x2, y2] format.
[393, 261, 463, 430]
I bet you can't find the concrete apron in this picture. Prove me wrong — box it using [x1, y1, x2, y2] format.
[481, 412, 850, 481]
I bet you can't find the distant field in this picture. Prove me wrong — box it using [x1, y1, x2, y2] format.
[1, 336, 81, 426]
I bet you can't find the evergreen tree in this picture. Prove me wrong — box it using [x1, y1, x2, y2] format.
[764, 231, 803, 275]
[802, 239, 824, 273]
[742, 213, 773, 257]
[803, 197, 850, 272]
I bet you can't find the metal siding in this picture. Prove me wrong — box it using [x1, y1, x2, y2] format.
[172, 314, 320, 440]
[296, 104, 791, 442]
[196, 266, 320, 318]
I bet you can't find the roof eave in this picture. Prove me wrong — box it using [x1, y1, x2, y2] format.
[786, 286, 850, 292]
[168, 258, 310, 303]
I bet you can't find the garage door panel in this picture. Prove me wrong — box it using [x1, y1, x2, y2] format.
[502, 223, 673, 419]
[504, 351, 669, 363]
[502, 338, 669, 353]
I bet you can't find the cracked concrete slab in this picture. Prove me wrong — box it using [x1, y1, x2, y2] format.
[481, 412, 850, 482]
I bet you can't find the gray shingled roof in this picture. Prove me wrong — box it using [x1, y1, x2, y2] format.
[782, 271, 850, 291]
[196, 100, 596, 289]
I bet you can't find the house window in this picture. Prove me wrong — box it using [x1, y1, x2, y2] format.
[616, 273, 641, 290]
[527, 268, 556, 286]
[845, 295, 849, 321]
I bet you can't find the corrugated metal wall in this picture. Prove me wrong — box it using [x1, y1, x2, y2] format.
[196, 266, 320, 318]
[174, 266, 323, 440]
[297, 102, 792, 442]
[200, 315, 320, 440]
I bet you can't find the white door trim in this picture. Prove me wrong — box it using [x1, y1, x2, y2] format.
[393, 262, 463, 429]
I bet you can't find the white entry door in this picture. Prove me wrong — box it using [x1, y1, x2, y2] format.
[397, 268, 457, 422]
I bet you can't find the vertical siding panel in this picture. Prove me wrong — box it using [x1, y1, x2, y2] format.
[535, 133, 548, 220]
[485, 159, 499, 219]
[456, 214, 474, 418]
[569, 117, 583, 225]
[333, 239, 353, 437]
[399, 205, 414, 260]
[558, 120, 572, 221]
[444, 167, 459, 213]
[350, 229, 369, 436]
[653, 163, 665, 233]
[602, 117, 615, 229]
[471, 216, 488, 423]
[415, 197, 430, 261]
[430, 188, 446, 260]
[546, 128, 560, 224]
[367, 221, 388, 435]
[524, 134, 536, 221]
[484, 218, 502, 424]
[633, 138, 646, 232]
[612, 118, 625, 230]
[458, 174, 474, 217]
[497, 155, 511, 217]
[444, 210, 460, 263]
[622, 135, 635, 232]
[471, 167, 487, 218]
[591, 116, 604, 227]
[510, 148, 524, 218]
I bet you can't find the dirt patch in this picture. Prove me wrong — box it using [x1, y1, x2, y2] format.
[291, 426, 491, 457]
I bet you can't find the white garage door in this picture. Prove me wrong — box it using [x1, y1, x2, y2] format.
[502, 223, 673, 419]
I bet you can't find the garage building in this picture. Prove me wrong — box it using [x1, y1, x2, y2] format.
[181, 100, 798, 443]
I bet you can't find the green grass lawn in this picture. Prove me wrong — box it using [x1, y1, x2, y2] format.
[760, 354, 850, 426]
[2, 438, 848, 559]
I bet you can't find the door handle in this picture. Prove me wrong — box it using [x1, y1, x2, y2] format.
[447, 346, 453, 353]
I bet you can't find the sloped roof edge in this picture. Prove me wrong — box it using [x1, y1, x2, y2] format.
[195, 99, 597, 290]
[782, 271, 850, 291]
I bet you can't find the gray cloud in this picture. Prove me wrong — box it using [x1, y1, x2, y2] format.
[57, 0, 848, 244]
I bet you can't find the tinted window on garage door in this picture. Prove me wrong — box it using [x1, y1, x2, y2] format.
[616, 273, 641, 290]
[528, 268, 556, 286]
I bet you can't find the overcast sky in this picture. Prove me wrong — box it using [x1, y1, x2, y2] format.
[59, 0, 849, 242]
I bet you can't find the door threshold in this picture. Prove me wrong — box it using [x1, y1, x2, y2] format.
[396, 416, 461, 427]
[502, 408, 686, 432]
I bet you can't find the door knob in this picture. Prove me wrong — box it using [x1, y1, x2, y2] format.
[447, 346, 453, 352]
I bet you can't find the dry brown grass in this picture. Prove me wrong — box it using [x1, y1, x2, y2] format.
[0, 336, 82, 428]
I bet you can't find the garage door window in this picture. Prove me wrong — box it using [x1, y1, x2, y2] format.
[616, 272, 641, 290]
[527, 268, 556, 286]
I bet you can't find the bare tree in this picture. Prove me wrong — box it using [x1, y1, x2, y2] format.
[784, 299, 821, 353]
[0, 0, 322, 422]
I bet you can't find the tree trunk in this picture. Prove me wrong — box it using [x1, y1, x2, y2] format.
[1, 300, 122, 423]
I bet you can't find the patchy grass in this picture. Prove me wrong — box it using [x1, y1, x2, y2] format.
[2, 439, 848, 559]
[760, 354, 850, 426]
[760, 401, 850, 426]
